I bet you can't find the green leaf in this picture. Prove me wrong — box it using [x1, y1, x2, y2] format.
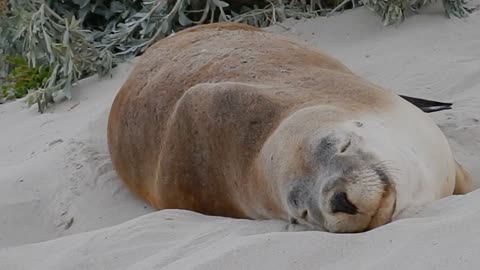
[63, 25, 70, 46]
[178, 11, 192, 26]
[160, 20, 170, 34]
[73, 0, 91, 9]
[213, 0, 230, 8]
[110, 1, 126, 13]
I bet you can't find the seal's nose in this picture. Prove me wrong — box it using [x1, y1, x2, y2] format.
[330, 192, 358, 215]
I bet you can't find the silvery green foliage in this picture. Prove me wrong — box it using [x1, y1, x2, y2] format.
[363, 0, 473, 25]
[442, 0, 472, 18]
[8, 2, 115, 112]
[2, 0, 145, 111]
[0, 5, 26, 87]
[97, 0, 174, 57]
[0, 0, 475, 112]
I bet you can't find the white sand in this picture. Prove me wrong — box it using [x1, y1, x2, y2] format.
[1, 4, 480, 269]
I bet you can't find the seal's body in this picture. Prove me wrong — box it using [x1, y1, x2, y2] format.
[107, 23, 473, 233]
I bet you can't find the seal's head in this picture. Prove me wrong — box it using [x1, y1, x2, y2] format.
[262, 106, 397, 233]
[284, 130, 397, 233]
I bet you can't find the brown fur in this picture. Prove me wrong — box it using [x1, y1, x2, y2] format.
[107, 23, 472, 227]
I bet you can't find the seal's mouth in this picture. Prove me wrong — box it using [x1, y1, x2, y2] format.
[288, 214, 325, 231]
[365, 175, 397, 231]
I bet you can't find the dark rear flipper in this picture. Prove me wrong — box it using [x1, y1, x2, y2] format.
[399, 95, 453, 113]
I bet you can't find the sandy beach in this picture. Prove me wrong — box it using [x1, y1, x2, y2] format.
[1, 3, 480, 269]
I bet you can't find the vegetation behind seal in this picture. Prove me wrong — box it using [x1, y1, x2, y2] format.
[0, 0, 475, 112]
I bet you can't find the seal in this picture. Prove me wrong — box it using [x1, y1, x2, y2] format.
[107, 22, 473, 233]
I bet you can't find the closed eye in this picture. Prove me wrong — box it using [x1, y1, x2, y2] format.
[340, 139, 351, 153]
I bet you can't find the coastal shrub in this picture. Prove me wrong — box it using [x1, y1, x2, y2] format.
[1, 56, 51, 100]
[0, 0, 475, 112]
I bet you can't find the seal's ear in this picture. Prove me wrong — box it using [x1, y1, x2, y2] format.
[453, 160, 474, 195]
[398, 95, 452, 113]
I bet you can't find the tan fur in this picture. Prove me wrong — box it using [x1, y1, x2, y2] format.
[107, 22, 472, 232]
[454, 160, 473, 195]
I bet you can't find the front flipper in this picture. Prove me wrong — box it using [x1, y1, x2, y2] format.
[399, 95, 452, 113]
[156, 82, 286, 218]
